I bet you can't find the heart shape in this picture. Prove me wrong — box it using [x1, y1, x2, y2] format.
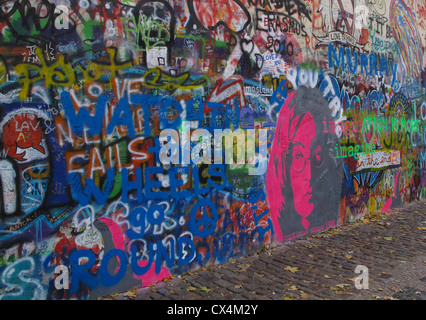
[241, 39, 254, 54]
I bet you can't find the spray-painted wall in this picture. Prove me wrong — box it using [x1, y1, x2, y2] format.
[0, 0, 424, 300]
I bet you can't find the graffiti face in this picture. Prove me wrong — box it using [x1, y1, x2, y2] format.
[290, 112, 315, 221]
[267, 86, 343, 241]
[139, 1, 172, 39]
[132, 0, 174, 48]
[2, 113, 46, 162]
[0, 110, 51, 218]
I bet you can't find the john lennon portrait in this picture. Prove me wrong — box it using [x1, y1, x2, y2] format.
[266, 86, 343, 242]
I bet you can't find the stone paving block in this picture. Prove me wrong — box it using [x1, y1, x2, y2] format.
[180, 292, 205, 300]
[243, 282, 262, 292]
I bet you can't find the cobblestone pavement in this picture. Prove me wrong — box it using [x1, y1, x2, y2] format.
[100, 200, 426, 301]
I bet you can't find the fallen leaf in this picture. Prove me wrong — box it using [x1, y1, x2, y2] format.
[256, 273, 265, 277]
[187, 286, 197, 292]
[289, 285, 298, 291]
[124, 292, 137, 299]
[418, 227, 426, 230]
[384, 237, 393, 241]
[324, 275, 331, 279]
[283, 297, 295, 300]
[234, 284, 243, 289]
[98, 294, 119, 300]
[300, 292, 309, 299]
[346, 277, 357, 282]
[345, 255, 352, 259]
[284, 266, 299, 273]
[336, 284, 350, 289]
[200, 286, 213, 292]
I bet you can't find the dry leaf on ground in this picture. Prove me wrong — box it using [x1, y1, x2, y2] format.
[300, 292, 309, 299]
[284, 266, 299, 273]
[124, 291, 137, 299]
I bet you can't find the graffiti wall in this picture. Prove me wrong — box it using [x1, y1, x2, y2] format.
[0, 0, 425, 299]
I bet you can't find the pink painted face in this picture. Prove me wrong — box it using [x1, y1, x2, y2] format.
[290, 112, 317, 221]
